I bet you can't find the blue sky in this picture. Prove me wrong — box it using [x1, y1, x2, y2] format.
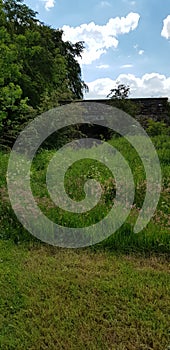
[25, 0, 170, 98]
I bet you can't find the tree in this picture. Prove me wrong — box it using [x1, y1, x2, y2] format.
[0, 0, 88, 147]
[0, 2, 32, 146]
[1, 0, 87, 107]
[107, 82, 130, 99]
[60, 39, 88, 99]
[107, 81, 138, 117]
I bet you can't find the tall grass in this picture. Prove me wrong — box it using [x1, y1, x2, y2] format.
[0, 133, 169, 254]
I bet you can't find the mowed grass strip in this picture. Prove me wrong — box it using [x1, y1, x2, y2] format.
[0, 240, 170, 350]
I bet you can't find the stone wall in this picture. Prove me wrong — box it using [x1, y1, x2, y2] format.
[84, 97, 169, 123]
[130, 97, 169, 124]
[59, 97, 170, 126]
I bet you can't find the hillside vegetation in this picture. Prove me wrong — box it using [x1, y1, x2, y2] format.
[0, 2, 170, 349]
[0, 0, 87, 148]
[0, 131, 170, 252]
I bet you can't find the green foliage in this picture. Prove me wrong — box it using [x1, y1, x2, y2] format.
[0, 130, 169, 253]
[107, 82, 130, 99]
[0, 0, 87, 147]
[0, 239, 169, 349]
[0, 15, 33, 145]
[146, 119, 170, 136]
[107, 81, 139, 117]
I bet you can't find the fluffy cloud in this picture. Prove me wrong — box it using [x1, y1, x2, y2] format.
[43, 0, 55, 11]
[161, 15, 170, 39]
[138, 49, 144, 55]
[62, 13, 140, 64]
[85, 73, 170, 99]
[120, 64, 133, 68]
[85, 78, 114, 98]
[96, 64, 110, 69]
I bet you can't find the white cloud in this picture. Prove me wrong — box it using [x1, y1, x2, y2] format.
[85, 73, 170, 99]
[96, 64, 110, 69]
[43, 0, 55, 11]
[120, 64, 133, 68]
[133, 45, 144, 55]
[99, 1, 111, 8]
[85, 78, 115, 98]
[161, 15, 170, 39]
[123, 0, 136, 5]
[62, 13, 140, 64]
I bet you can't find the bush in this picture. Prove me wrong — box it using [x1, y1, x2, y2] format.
[146, 119, 170, 136]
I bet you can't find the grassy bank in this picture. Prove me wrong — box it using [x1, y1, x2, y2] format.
[0, 240, 170, 350]
[0, 132, 170, 349]
[0, 134, 169, 253]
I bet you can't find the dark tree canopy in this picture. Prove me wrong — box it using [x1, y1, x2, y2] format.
[0, 0, 88, 146]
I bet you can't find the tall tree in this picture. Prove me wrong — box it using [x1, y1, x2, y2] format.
[0, 0, 88, 146]
[2, 0, 88, 106]
[0, 1, 32, 145]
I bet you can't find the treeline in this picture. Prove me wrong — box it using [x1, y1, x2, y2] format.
[0, 0, 88, 147]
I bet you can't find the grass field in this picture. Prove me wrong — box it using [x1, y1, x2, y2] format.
[0, 132, 170, 349]
[0, 134, 169, 252]
[0, 240, 170, 350]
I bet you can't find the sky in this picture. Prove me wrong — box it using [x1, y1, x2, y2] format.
[25, 0, 170, 99]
